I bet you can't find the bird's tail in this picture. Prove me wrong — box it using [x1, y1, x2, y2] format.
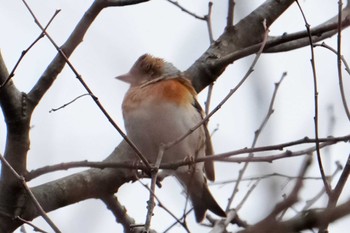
[176, 169, 226, 222]
[190, 181, 226, 222]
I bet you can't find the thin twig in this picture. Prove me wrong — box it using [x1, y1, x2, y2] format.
[315, 42, 350, 121]
[139, 180, 190, 232]
[320, 154, 350, 232]
[200, 139, 336, 163]
[0, 153, 61, 233]
[26, 134, 350, 180]
[314, 43, 350, 76]
[26, 160, 146, 181]
[277, 161, 342, 222]
[213, 172, 330, 186]
[238, 156, 312, 233]
[331, 155, 350, 206]
[301, 161, 342, 211]
[235, 179, 261, 211]
[296, 0, 331, 196]
[21, 0, 152, 170]
[268, 155, 312, 219]
[212, 134, 349, 159]
[162, 210, 192, 233]
[144, 144, 165, 231]
[226, 71, 286, 211]
[16, 216, 48, 233]
[204, 2, 215, 116]
[205, 83, 214, 116]
[161, 135, 349, 170]
[335, 0, 350, 122]
[205, 1, 214, 44]
[312, 19, 350, 122]
[226, 0, 235, 27]
[0, 9, 60, 89]
[49, 93, 90, 112]
[166, 0, 206, 20]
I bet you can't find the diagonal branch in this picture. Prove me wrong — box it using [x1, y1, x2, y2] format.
[23, 0, 152, 169]
[226, 72, 286, 211]
[26, 0, 149, 107]
[0, 53, 22, 125]
[1, 141, 137, 232]
[239, 156, 312, 233]
[295, 0, 331, 196]
[265, 2, 350, 53]
[101, 195, 137, 233]
[0, 9, 60, 90]
[166, 0, 206, 20]
[186, 0, 350, 93]
[27, 0, 104, 106]
[0, 153, 61, 233]
[186, 0, 296, 92]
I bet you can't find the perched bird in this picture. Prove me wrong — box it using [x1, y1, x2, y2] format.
[116, 54, 226, 222]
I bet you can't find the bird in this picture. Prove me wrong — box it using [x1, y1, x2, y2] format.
[116, 54, 226, 222]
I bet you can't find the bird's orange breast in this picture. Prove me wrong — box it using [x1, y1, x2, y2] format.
[122, 78, 197, 112]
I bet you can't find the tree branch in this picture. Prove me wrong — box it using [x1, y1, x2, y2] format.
[265, 2, 350, 53]
[240, 200, 350, 233]
[2, 1, 349, 232]
[0, 52, 31, 191]
[27, 0, 105, 106]
[24, 0, 152, 170]
[101, 195, 138, 233]
[25, 134, 350, 181]
[0, 154, 61, 233]
[186, 0, 296, 92]
[186, 0, 350, 93]
[0, 141, 137, 232]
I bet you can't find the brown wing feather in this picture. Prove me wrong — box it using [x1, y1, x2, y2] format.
[193, 97, 215, 181]
[176, 77, 216, 181]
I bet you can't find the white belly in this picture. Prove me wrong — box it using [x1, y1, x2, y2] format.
[123, 102, 205, 164]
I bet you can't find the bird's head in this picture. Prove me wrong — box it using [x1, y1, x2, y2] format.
[116, 54, 179, 86]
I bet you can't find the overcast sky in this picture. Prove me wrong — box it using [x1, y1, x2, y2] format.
[1, 0, 350, 232]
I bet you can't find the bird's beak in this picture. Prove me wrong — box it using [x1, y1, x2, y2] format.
[115, 73, 132, 83]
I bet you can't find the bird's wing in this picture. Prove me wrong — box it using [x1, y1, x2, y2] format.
[192, 97, 215, 181]
[176, 77, 216, 181]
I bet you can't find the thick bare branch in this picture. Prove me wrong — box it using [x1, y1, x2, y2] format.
[186, 0, 350, 93]
[0, 141, 137, 232]
[186, 0, 296, 92]
[24, 0, 152, 170]
[0, 52, 31, 182]
[1, 1, 349, 232]
[0, 53, 23, 127]
[0, 153, 61, 233]
[265, 3, 350, 52]
[27, 1, 104, 106]
[104, 0, 149, 7]
[101, 195, 137, 233]
[26, 0, 149, 106]
[239, 200, 350, 233]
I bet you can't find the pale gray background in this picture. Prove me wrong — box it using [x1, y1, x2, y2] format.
[1, 0, 349, 232]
